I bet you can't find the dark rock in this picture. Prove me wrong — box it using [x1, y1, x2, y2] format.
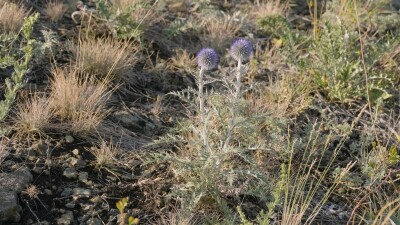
[0, 167, 33, 192]
[0, 190, 20, 223]
[63, 167, 78, 179]
[56, 210, 74, 225]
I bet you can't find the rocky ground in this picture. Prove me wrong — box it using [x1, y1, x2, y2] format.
[0, 0, 399, 225]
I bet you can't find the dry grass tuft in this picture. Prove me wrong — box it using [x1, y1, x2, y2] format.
[69, 38, 138, 82]
[0, 0, 29, 33]
[202, 12, 243, 52]
[49, 67, 112, 135]
[88, 140, 119, 169]
[23, 184, 40, 200]
[250, 0, 288, 19]
[0, 139, 8, 165]
[112, 0, 141, 10]
[246, 73, 312, 119]
[12, 95, 53, 138]
[157, 210, 199, 225]
[168, 49, 195, 72]
[45, 0, 65, 23]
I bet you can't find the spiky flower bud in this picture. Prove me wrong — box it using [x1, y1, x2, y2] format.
[196, 48, 219, 70]
[230, 39, 253, 62]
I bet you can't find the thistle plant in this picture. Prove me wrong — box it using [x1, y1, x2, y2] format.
[196, 48, 219, 150]
[223, 38, 253, 150]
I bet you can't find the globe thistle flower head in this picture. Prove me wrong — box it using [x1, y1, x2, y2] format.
[196, 48, 219, 70]
[230, 39, 253, 62]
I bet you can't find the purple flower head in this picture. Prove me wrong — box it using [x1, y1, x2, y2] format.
[196, 48, 219, 70]
[230, 39, 253, 62]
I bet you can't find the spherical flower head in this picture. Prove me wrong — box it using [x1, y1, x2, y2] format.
[230, 39, 253, 62]
[196, 48, 219, 70]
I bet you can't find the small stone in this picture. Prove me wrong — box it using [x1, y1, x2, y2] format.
[32, 166, 43, 174]
[63, 168, 78, 179]
[34, 221, 49, 225]
[61, 188, 72, 197]
[78, 172, 89, 183]
[57, 210, 74, 225]
[87, 218, 102, 225]
[73, 188, 91, 198]
[89, 196, 102, 205]
[113, 110, 142, 129]
[65, 135, 74, 144]
[109, 209, 119, 216]
[65, 201, 75, 209]
[33, 142, 48, 155]
[121, 173, 134, 180]
[44, 189, 53, 195]
[106, 175, 117, 182]
[71, 158, 86, 168]
[72, 149, 79, 155]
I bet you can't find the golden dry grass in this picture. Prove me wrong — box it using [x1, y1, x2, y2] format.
[202, 13, 243, 52]
[68, 38, 138, 82]
[156, 210, 198, 225]
[168, 49, 195, 72]
[49, 67, 112, 135]
[0, 139, 8, 165]
[112, 0, 141, 10]
[88, 140, 118, 169]
[250, 0, 288, 19]
[45, 0, 65, 23]
[245, 73, 312, 119]
[0, 0, 29, 33]
[12, 95, 53, 138]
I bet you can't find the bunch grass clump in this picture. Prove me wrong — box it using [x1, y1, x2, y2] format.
[45, 0, 65, 23]
[250, 0, 288, 19]
[88, 139, 119, 170]
[202, 12, 243, 52]
[12, 95, 53, 138]
[49, 67, 113, 135]
[69, 37, 138, 82]
[0, 0, 29, 34]
[0, 139, 8, 165]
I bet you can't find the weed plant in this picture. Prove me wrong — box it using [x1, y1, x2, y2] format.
[145, 40, 279, 221]
[0, 13, 40, 135]
[94, 0, 154, 39]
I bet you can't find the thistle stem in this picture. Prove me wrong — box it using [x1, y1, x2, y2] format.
[198, 68, 209, 150]
[222, 59, 242, 151]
